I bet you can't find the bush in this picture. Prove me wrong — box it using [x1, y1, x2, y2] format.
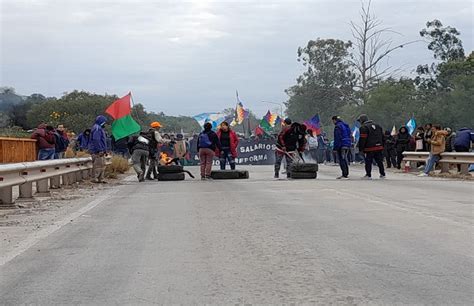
[105, 155, 131, 179]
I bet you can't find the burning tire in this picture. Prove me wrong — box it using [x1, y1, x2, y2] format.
[157, 172, 186, 181]
[157, 165, 184, 174]
[290, 163, 318, 173]
[210, 170, 249, 180]
[290, 171, 317, 179]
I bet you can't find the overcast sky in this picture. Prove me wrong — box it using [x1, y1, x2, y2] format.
[1, 0, 472, 116]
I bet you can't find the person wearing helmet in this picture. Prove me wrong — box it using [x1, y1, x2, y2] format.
[145, 121, 170, 180]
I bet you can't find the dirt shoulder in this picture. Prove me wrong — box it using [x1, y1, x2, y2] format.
[0, 173, 131, 259]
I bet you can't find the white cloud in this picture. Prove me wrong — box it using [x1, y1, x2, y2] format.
[0, 0, 472, 116]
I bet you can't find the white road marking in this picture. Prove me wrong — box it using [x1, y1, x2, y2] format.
[0, 188, 119, 266]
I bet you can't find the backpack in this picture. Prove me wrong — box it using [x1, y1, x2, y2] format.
[199, 132, 213, 148]
[54, 133, 69, 152]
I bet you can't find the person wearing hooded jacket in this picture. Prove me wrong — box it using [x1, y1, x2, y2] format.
[216, 122, 239, 170]
[395, 126, 411, 169]
[357, 114, 386, 179]
[332, 116, 352, 179]
[197, 122, 221, 180]
[383, 130, 397, 168]
[453, 127, 473, 152]
[31, 123, 56, 160]
[88, 115, 108, 183]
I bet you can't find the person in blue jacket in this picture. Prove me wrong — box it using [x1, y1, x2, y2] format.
[88, 115, 108, 183]
[332, 116, 352, 179]
[454, 128, 473, 152]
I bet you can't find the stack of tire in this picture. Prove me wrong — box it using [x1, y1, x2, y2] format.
[157, 165, 185, 181]
[210, 170, 249, 180]
[290, 163, 318, 179]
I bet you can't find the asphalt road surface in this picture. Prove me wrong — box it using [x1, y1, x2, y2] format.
[1, 165, 473, 304]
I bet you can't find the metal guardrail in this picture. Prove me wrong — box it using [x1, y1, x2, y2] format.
[0, 157, 93, 208]
[403, 152, 474, 174]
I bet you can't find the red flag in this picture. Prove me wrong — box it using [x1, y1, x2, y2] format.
[255, 126, 265, 136]
[105, 93, 132, 120]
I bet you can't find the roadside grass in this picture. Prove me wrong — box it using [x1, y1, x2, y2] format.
[105, 155, 131, 179]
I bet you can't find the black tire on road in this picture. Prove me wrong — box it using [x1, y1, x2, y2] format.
[211, 170, 248, 180]
[157, 172, 185, 181]
[290, 171, 317, 179]
[291, 163, 319, 173]
[157, 165, 184, 174]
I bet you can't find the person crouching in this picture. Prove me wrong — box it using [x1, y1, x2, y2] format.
[128, 131, 151, 182]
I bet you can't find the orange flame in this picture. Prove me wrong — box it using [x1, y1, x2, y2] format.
[159, 152, 173, 165]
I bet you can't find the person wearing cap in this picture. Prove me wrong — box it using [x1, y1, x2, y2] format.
[145, 121, 170, 180]
[357, 114, 386, 180]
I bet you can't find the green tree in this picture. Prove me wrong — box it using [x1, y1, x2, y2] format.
[286, 38, 355, 125]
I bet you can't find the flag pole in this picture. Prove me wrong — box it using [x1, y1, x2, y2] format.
[129, 91, 141, 125]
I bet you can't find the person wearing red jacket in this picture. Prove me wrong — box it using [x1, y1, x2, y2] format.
[216, 122, 239, 170]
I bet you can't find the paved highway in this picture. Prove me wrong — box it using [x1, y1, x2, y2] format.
[0, 165, 472, 304]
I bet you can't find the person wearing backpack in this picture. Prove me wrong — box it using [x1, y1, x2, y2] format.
[197, 122, 221, 180]
[54, 125, 70, 159]
[332, 116, 352, 179]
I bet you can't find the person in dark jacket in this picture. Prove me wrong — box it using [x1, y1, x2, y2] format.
[188, 134, 199, 165]
[111, 135, 130, 158]
[274, 119, 306, 178]
[216, 122, 239, 170]
[54, 125, 70, 159]
[395, 126, 411, 169]
[444, 128, 455, 152]
[128, 131, 151, 182]
[453, 128, 473, 152]
[424, 123, 433, 152]
[357, 114, 386, 179]
[383, 130, 397, 168]
[77, 129, 91, 151]
[197, 122, 221, 180]
[31, 123, 56, 160]
[332, 116, 352, 179]
[88, 115, 108, 183]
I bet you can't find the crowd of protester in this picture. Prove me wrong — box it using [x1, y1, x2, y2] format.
[30, 113, 473, 182]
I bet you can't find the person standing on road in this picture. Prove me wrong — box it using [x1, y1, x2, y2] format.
[274, 118, 294, 178]
[306, 129, 319, 162]
[216, 122, 239, 170]
[174, 134, 188, 166]
[332, 116, 352, 179]
[419, 125, 448, 177]
[129, 131, 152, 182]
[275, 121, 307, 179]
[395, 126, 411, 169]
[145, 121, 170, 180]
[88, 115, 108, 183]
[424, 123, 433, 152]
[383, 130, 397, 168]
[198, 122, 221, 180]
[53, 125, 70, 159]
[357, 114, 386, 180]
[31, 123, 56, 160]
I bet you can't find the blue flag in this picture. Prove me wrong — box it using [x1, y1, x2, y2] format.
[406, 117, 416, 135]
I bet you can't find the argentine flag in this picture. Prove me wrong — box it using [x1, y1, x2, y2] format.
[193, 113, 227, 130]
[406, 117, 417, 135]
